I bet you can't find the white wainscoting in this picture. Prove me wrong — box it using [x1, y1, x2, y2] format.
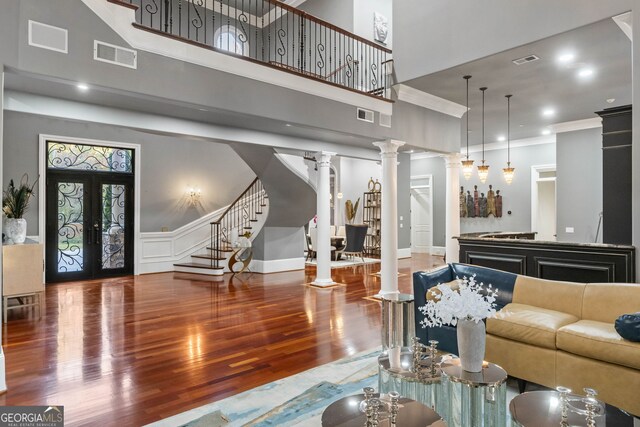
[250, 257, 306, 274]
[397, 248, 412, 259]
[139, 206, 228, 274]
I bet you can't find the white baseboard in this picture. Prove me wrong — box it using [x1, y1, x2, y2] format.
[251, 257, 305, 273]
[397, 248, 412, 259]
[430, 246, 446, 256]
[0, 350, 6, 392]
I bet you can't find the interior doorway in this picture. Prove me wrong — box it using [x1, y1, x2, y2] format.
[531, 165, 557, 241]
[410, 175, 433, 254]
[43, 139, 136, 283]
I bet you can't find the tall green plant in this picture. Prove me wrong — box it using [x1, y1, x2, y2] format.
[3, 174, 37, 219]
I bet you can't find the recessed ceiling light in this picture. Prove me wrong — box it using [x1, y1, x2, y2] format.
[542, 108, 555, 117]
[519, 124, 524, 127]
[77, 83, 89, 91]
[557, 53, 575, 63]
[406, 150, 414, 153]
[285, 123, 292, 127]
[198, 108, 208, 111]
[541, 129, 552, 136]
[578, 68, 594, 78]
[497, 135, 506, 142]
[606, 98, 616, 104]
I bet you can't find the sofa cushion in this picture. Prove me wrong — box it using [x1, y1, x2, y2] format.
[582, 283, 640, 323]
[487, 303, 579, 349]
[426, 279, 460, 302]
[512, 276, 585, 318]
[557, 320, 640, 370]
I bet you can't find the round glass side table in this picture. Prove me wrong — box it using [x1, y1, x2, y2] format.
[510, 390, 607, 427]
[321, 393, 447, 426]
[440, 358, 508, 427]
[378, 347, 450, 416]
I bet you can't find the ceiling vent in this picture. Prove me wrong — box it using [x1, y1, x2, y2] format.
[94, 41, 137, 69]
[28, 20, 68, 54]
[357, 108, 374, 123]
[512, 54, 540, 65]
[379, 113, 392, 128]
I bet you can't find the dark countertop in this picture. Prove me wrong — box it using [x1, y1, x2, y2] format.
[456, 233, 634, 250]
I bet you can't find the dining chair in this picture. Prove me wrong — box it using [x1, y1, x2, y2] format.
[336, 226, 346, 237]
[343, 224, 368, 263]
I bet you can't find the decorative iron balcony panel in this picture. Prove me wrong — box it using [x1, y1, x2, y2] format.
[111, 0, 393, 100]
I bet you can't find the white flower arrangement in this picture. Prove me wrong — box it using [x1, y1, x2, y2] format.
[418, 275, 499, 328]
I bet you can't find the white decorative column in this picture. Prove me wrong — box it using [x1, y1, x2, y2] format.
[444, 153, 462, 263]
[312, 151, 337, 287]
[373, 140, 405, 296]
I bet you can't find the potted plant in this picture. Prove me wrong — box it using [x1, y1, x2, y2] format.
[3, 174, 37, 244]
[418, 275, 499, 372]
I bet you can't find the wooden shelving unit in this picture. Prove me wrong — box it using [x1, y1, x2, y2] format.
[363, 191, 381, 256]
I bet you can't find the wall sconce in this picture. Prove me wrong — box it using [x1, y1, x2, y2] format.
[337, 192, 343, 199]
[186, 187, 202, 206]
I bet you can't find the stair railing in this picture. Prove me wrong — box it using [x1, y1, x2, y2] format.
[109, 0, 392, 100]
[209, 177, 266, 269]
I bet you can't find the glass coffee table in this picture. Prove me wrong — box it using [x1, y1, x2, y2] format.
[440, 358, 508, 427]
[321, 392, 446, 426]
[510, 389, 636, 427]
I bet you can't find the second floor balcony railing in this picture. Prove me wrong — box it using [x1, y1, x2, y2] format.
[115, 0, 393, 99]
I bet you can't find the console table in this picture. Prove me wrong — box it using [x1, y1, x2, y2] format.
[2, 240, 44, 322]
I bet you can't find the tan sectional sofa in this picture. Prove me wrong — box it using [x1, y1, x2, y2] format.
[486, 275, 640, 416]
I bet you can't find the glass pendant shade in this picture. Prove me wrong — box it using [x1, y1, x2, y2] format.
[503, 165, 515, 185]
[461, 159, 474, 180]
[477, 164, 490, 183]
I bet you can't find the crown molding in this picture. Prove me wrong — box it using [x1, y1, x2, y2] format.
[613, 12, 632, 41]
[550, 117, 602, 134]
[394, 84, 467, 118]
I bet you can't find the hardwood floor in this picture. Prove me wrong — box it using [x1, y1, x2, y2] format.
[0, 254, 444, 426]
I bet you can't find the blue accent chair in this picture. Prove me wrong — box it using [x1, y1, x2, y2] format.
[413, 263, 518, 354]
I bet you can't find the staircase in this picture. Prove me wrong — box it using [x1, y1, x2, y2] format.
[174, 178, 268, 275]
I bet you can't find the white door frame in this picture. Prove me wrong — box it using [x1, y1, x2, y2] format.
[530, 164, 556, 237]
[38, 134, 142, 277]
[410, 174, 434, 254]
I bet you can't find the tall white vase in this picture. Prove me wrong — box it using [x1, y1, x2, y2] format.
[457, 319, 486, 372]
[5, 218, 27, 244]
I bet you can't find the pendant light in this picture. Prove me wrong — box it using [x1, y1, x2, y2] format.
[477, 87, 489, 183]
[503, 94, 515, 184]
[461, 75, 474, 180]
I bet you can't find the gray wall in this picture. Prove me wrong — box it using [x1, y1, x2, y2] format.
[353, 0, 392, 49]
[393, 0, 632, 82]
[556, 128, 603, 243]
[459, 143, 556, 235]
[252, 226, 305, 261]
[3, 111, 255, 234]
[392, 101, 461, 153]
[298, 0, 354, 32]
[410, 156, 446, 247]
[1, 0, 392, 146]
[397, 152, 411, 248]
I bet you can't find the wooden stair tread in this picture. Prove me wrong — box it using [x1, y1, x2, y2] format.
[256, 211, 263, 214]
[250, 219, 258, 222]
[174, 262, 224, 270]
[191, 255, 227, 261]
[206, 247, 234, 252]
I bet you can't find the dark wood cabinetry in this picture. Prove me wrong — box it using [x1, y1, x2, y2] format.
[596, 105, 632, 245]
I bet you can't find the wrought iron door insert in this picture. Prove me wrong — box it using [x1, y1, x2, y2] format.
[45, 141, 135, 283]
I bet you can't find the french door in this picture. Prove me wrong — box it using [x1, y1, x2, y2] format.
[45, 141, 135, 283]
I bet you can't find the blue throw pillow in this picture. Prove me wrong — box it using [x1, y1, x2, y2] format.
[615, 313, 640, 342]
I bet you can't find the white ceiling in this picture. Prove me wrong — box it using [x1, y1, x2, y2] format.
[403, 18, 631, 144]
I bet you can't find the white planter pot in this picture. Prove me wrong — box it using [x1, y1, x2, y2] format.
[5, 218, 27, 244]
[457, 318, 486, 372]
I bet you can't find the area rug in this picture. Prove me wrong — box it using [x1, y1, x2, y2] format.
[146, 348, 380, 427]
[305, 257, 380, 268]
